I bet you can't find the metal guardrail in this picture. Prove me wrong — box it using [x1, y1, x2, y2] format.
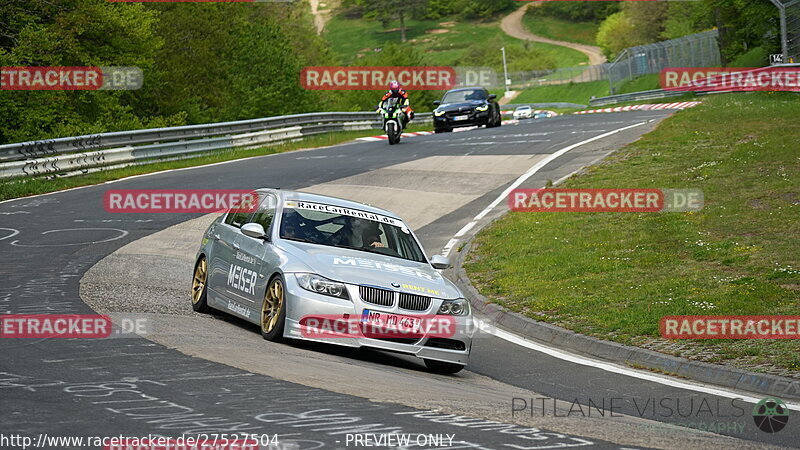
[0, 112, 432, 179]
[588, 89, 689, 107]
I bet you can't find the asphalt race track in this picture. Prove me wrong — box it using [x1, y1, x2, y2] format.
[2, 112, 796, 449]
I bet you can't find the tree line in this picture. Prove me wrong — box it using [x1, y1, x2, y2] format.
[530, 0, 780, 64]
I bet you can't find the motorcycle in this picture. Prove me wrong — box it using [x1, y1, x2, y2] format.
[378, 97, 405, 145]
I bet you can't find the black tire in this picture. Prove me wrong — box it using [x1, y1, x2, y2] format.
[387, 122, 398, 145]
[424, 359, 465, 374]
[261, 275, 287, 341]
[191, 256, 211, 313]
[487, 109, 501, 128]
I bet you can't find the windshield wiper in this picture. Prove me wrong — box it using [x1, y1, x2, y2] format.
[281, 236, 317, 244]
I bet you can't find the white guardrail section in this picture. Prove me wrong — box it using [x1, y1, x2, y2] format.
[0, 112, 432, 179]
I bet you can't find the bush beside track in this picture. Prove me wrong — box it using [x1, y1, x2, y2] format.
[465, 92, 800, 378]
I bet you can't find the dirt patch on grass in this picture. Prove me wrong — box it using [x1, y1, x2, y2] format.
[426, 28, 451, 34]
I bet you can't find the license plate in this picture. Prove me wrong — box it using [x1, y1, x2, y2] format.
[454, 115, 469, 121]
[361, 309, 422, 336]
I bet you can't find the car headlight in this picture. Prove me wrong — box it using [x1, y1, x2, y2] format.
[475, 105, 489, 112]
[434, 109, 446, 116]
[295, 273, 350, 300]
[438, 298, 470, 316]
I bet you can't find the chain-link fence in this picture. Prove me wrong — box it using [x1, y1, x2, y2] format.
[607, 30, 721, 94]
[500, 30, 721, 94]
[772, 0, 800, 63]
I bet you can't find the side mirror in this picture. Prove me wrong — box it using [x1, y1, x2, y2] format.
[241, 223, 267, 240]
[488, 94, 497, 101]
[430, 254, 451, 270]
[433, 100, 441, 106]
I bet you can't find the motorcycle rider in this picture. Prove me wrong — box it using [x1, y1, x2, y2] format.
[377, 81, 414, 129]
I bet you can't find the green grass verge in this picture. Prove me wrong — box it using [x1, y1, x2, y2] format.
[512, 80, 609, 105]
[618, 74, 662, 94]
[0, 125, 430, 202]
[730, 47, 769, 68]
[325, 15, 588, 70]
[522, 14, 599, 47]
[466, 92, 800, 374]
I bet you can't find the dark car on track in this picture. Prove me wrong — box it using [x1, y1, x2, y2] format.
[432, 87, 502, 133]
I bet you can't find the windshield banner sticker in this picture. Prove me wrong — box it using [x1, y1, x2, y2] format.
[285, 200, 403, 227]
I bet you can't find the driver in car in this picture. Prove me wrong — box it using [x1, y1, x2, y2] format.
[331, 217, 385, 249]
[281, 210, 306, 240]
[362, 222, 385, 248]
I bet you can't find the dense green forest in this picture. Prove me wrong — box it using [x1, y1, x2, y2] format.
[529, 0, 780, 62]
[0, 0, 783, 145]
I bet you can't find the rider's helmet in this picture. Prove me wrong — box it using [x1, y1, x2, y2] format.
[388, 80, 401, 94]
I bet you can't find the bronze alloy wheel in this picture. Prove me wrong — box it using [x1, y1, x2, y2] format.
[261, 277, 286, 340]
[191, 257, 211, 313]
[191, 258, 207, 304]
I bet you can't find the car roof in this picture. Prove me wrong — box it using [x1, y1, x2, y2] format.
[516, 105, 531, 109]
[258, 188, 402, 220]
[444, 87, 487, 93]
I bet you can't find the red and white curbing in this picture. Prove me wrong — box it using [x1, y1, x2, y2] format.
[357, 131, 434, 142]
[501, 110, 559, 117]
[573, 101, 701, 115]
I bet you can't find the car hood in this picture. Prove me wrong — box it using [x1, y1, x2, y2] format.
[277, 241, 461, 299]
[435, 100, 488, 113]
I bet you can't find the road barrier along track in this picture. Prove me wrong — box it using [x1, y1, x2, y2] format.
[0, 112, 432, 180]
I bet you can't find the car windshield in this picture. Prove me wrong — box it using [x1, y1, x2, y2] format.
[279, 200, 427, 263]
[517, 106, 531, 111]
[442, 89, 486, 103]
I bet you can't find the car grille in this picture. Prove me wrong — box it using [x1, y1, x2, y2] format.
[359, 286, 394, 307]
[446, 109, 474, 119]
[398, 293, 431, 311]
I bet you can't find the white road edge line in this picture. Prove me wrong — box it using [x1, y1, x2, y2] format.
[442, 121, 648, 256]
[479, 320, 800, 409]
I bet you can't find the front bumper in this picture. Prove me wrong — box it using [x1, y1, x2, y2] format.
[433, 110, 490, 130]
[282, 275, 473, 365]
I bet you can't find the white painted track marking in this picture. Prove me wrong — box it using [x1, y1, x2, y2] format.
[479, 320, 800, 409]
[441, 121, 648, 256]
